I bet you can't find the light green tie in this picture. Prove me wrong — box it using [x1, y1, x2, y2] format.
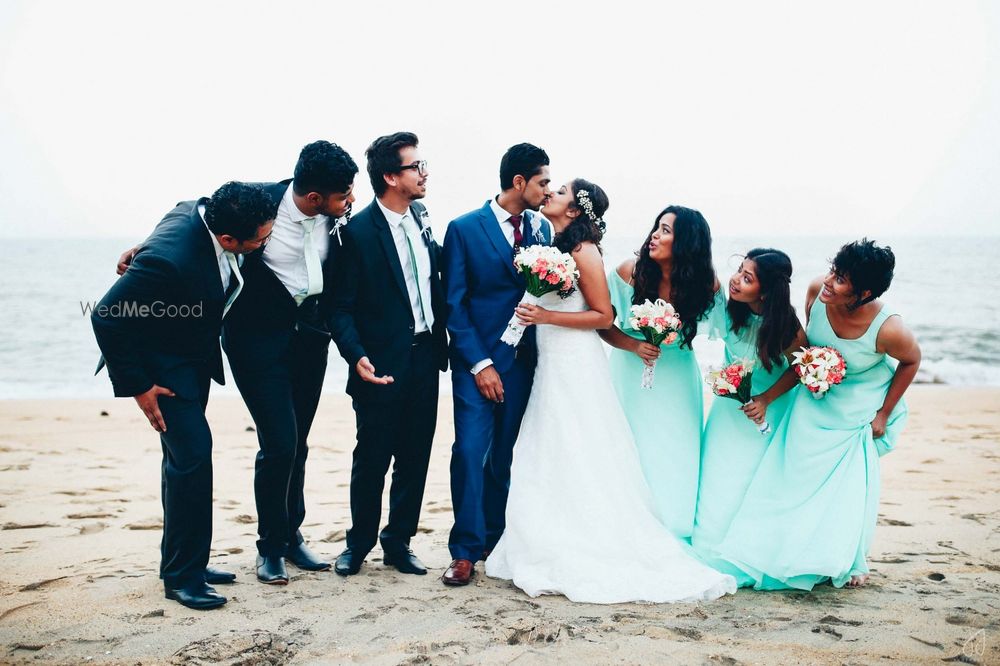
[401, 215, 432, 329]
[222, 251, 243, 318]
[297, 217, 323, 305]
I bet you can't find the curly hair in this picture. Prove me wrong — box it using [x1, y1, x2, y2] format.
[204, 182, 278, 242]
[366, 131, 419, 197]
[632, 206, 715, 349]
[726, 248, 802, 371]
[553, 179, 608, 255]
[830, 238, 895, 309]
[292, 140, 358, 197]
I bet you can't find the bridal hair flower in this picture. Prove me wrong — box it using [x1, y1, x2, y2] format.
[574, 188, 606, 233]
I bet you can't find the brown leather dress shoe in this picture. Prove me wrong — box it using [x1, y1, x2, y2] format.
[442, 559, 474, 586]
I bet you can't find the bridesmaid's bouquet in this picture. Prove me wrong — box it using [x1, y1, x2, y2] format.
[791, 346, 847, 398]
[704, 359, 770, 435]
[500, 246, 579, 346]
[629, 299, 682, 389]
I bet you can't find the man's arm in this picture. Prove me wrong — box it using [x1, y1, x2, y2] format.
[91, 250, 176, 397]
[441, 221, 490, 370]
[328, 229, 392, 385]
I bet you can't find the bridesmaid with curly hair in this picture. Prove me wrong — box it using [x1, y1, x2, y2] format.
[600, 206, 720, 540]
[716, 239, 920, 589]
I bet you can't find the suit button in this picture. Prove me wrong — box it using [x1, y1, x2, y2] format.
[409, 325, 414, 331]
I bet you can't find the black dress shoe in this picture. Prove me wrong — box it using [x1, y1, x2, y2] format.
[334, 548, 365, 576]
[256, 555, 289, 585]
[164, 581, 226, 610]
[383, 547, 428, 575]
[205, 566, 236, 585]
[286, 542, 331, 571]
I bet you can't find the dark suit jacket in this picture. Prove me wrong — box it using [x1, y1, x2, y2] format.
[223, 180, 341, 342]
[91, 200, 226, 399]
[330, 199, 448, 402]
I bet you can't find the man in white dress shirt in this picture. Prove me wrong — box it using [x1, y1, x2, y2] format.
[222, 141, 359, 584]
[94, 182, 276, 609]
[329, 132, 449, 577]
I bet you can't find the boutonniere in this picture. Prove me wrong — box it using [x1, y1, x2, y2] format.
[329, 211, 351, 246]
[418, 209, 434, 245]
[530, 214, 547, 244]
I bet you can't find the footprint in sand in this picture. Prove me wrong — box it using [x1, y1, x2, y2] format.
[124, 519, 162, 530]
[78, 522, 107, 535]
[66, 512, 113, 519]
[2, 522, 55, 530]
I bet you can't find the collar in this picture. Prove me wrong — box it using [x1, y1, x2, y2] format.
[377, 198, 411, 229]
[199, 204, 226, 260]
[283, 183, 328, 225]
[490, 196, 524, 225]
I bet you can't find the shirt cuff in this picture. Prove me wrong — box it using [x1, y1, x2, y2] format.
[470, 359, 493, 375]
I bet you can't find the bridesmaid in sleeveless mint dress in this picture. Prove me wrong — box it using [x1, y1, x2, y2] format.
[599, 206, 720, 540]
[715, 239, 921, 590]
[691, 249, 806, 581]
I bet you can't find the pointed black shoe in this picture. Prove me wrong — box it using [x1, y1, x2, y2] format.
[204, 566, 236, 585]
[286, 542, 331, 571]
[256, 555, 289, 585]
[334, 548, 365, 576]
[164, 581, 227, 610]
[382, 547, 427, 575]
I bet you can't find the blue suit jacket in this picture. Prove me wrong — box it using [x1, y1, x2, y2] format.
[442, 200, 552, 375]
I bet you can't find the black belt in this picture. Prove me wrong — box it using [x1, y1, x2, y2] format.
[412, 331, 433, 346]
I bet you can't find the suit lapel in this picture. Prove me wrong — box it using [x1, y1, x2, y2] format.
[370, 201, 410, 306]
[192, 198, 225, 302]
[477, 201, 519, 282]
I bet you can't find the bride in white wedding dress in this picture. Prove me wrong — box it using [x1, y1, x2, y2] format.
[485, 179, 736, 604]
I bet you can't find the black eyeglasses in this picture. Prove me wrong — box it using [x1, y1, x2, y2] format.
[398, 160, 428, 176]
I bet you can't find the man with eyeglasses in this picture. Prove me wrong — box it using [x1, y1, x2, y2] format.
[93, 182, 277, 609]
[329, 132, 448, 576]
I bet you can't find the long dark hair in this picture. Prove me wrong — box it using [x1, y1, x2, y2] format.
[726, 248, 801, 371]
[553, 178, 608, 254]
[632, 205, 715, 349]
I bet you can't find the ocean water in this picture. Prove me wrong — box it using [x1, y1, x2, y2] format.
[0, 234, 993, 399]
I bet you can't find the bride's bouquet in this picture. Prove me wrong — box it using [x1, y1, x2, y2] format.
[500, 246, 579, 346]
[629, 299, 682, 389]
[704, 359, 770, 435]
[791, 346, 847, 399]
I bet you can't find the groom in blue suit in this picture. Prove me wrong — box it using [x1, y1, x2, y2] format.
[441, 144, 553, 585]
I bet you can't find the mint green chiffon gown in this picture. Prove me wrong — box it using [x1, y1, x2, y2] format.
[715, 299, 907, 590]
[691, 306, 796, 584]
[606, 270, 724, 540]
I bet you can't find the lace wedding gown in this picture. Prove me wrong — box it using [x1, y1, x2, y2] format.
[485, 287, 737, 603]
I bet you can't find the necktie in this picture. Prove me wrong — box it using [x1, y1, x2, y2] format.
[510, 214, 523, 247]
[298, 217, 323, 305]
[401, 215, 432, 329]
[222, 251, 243, 318]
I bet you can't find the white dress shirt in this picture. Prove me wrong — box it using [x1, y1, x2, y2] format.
[377, 199, 433, 334]
[263, 184, 330, 300]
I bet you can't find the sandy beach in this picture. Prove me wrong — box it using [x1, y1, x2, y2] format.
[0, 386, 998, 665]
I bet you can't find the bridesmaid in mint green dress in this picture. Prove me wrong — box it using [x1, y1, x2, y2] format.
[600, 206, 720, 541]
[716, 239, 921, 590]
[692, 249, 806, 581]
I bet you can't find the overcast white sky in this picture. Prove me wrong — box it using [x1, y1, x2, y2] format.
[1, 0, 997, 240]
